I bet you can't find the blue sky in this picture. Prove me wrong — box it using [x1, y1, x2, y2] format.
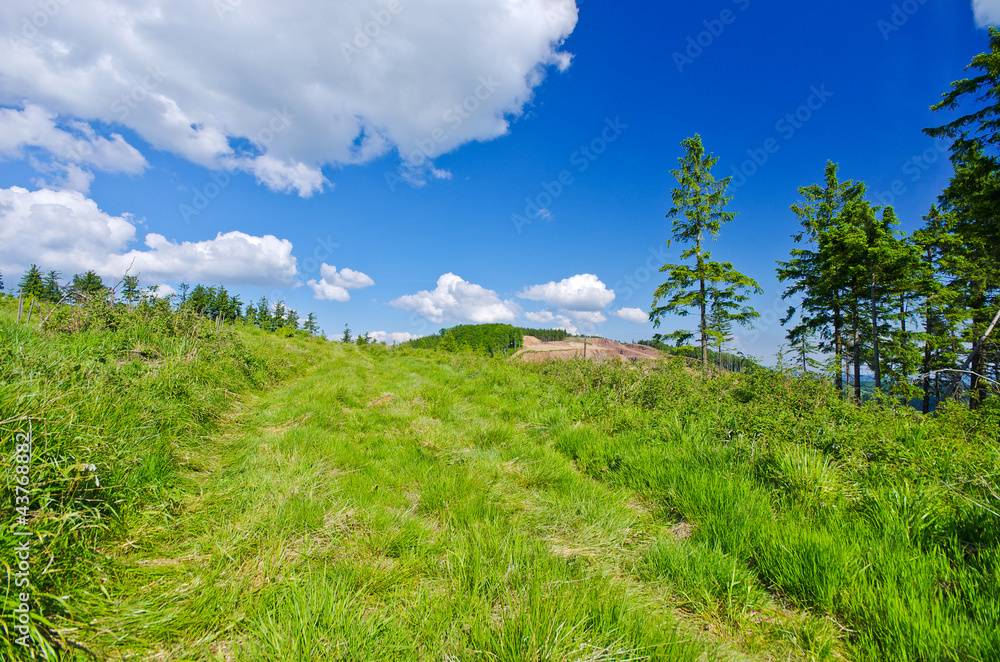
[0, 0, 995, 362]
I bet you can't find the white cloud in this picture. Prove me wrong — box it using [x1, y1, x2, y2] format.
[518, 273, 615, 311]
[223, 154, 329, 198]
[973, 0, 1000, 27]
[0, 185, 297, 286]
[524, 308, 604, 335]
[371, 330, 420, 345]
[0, 105, 148, 173]
[525, 309, 577, 334]
[614, 308, 650, 324]
[0, 104, 148, 192]
[568, 310, 606, 324]
[0, 0, 577, 190]
[390, 273, 520, 324]
[153, 283, 177, 298]
[307, 263, 374, 302]
[113, 231, 298, 286]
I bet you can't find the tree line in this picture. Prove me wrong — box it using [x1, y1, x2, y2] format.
[652, 29, 1000, 410]
[401, 325, 570, 357]
[2, 265, 323, 337]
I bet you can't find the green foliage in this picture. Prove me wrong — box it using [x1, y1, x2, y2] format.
[637, 338, 757, 373]
[402, 324, 527, 358]
[16, 265, 48, 301]
[530, 356, 1000, 660]
[652, 134, 762, 373]
[923, 29, 1000, 409]
[69, 270, 107, 303]
[0, 296, 310, 658]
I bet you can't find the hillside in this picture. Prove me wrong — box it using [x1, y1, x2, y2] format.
[3, 301, 999, 661]
[514, 335, 665, 363]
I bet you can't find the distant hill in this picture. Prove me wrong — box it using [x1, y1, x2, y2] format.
[399, 324, 568, 357]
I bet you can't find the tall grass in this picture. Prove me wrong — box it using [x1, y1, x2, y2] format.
[7, 301, 998, 660]
[0, 295, 310, 658]
[532, 357, 1000, 661]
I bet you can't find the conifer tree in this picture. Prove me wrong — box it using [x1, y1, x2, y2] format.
[777, 162, 865, 395]
[44, 270, 62, 302]
[18, 265, 47, 300]
[122, 275, 140, 307]
[651, 134, 762, 374]
[303, 312, 319, 335]
[925, 28, 1000, 408]
[71, 270, 107, 302]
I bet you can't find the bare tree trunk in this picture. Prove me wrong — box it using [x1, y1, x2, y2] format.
[833, 302, 843, 393]
[699, 275, 708, 374]
[922, 304, 932, 415]
[870, 272, 881, 391]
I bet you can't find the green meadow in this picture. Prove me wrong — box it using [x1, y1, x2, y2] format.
[2, 299, 999, 661]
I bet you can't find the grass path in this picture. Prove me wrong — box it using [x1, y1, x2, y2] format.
[76, 347, 822, 661]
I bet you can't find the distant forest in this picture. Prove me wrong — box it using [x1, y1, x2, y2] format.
[2, 265, 323, 337]
[401, 324, 568, 357]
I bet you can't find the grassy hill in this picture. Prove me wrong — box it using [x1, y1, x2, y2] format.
[2, 297, 999, 661]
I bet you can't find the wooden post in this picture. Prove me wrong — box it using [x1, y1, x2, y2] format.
[17, 293, 24, 323]
[25, 297, 35, 325]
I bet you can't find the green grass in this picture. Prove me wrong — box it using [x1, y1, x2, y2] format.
[65, 346, 722, 661]
[534, 358, 1000, 661]
[5, 299, 998, 661]
[0, 296, 315, 658]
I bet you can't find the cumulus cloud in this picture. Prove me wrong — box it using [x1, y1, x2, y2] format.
[0, 0, 577, 191]
[518, 274, 615, 311]
[613, 308, 650, 324]
[111, 231, 297, 286]
[371, 330, 420, 345]
[390, 273, 520, 324]
[524, 308, 604, 335]
[0, 104, 148, 192]
[0, 185, 297, 286]
[307, 263, 375, 302]
[0, 105, 148, 173]
[525, 309, 577, 334]
[973, 0, 1000, 27]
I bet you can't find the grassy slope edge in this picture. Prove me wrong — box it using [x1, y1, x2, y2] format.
[0, 297, 320, 659]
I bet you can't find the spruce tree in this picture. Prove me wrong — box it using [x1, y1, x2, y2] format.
[925, 28, 1000, 408]
[651, 134, 762, 374]
[44, 270, 62, 302]
[122, 275, 140, 307]
[777, 162, 865, 395]
[18, 265, 47, 300]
